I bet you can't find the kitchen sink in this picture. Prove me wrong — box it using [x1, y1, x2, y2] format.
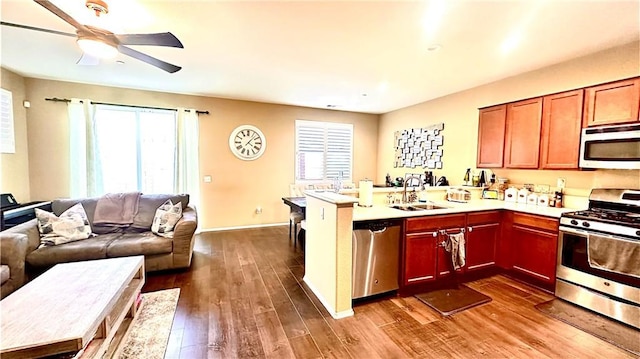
[390, 203, 449, 211]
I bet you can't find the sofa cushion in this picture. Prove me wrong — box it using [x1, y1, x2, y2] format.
[35, 203, 93, 247]
[52, 197, 99, 225]
[26, 234, 119, 268]
[107, 232, 173, 258]
[0, 265, 9, 285]
[130, 194, 189, 231]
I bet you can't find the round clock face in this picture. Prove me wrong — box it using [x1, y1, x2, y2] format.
[229, 125, 266, 160]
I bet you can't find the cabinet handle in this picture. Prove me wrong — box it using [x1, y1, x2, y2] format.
[468, 226, 473, 232]
[433, 232, 437, 237]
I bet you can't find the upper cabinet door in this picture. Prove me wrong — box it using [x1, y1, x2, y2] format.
[584, 78, 640, 127]
[476, 105, 506, 168]
[504, 98, 543, 169]
[540, 89, 584, 169]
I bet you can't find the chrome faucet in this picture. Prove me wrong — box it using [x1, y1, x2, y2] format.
[403, 174, 423, 203]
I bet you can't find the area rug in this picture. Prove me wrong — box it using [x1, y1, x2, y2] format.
[415, 284, 492, 316]
[118, 288, 180, 359]
[535, 299, 639, 356]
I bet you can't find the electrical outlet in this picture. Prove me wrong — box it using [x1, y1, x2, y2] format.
[255, 206, 262, 214]
[203, 175, 212, 183]
[557, 178, 566, 190]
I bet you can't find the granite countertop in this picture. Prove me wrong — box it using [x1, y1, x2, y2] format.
[353, 199, 581, 221]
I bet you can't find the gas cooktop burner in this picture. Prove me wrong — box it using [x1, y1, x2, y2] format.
[564, 208, 640, 228]
[561, 189, 640, 234]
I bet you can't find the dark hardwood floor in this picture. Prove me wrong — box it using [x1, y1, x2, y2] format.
[143, 226, 635, 359]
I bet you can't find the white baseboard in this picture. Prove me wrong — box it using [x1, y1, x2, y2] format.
[303, 276, 354, 320]
[199, 222, 288, 232]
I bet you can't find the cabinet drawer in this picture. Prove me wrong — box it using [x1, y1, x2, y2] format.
[406, 214, 466, 233]
[467, 211, 501, 225]
[512, 212, 558, 232]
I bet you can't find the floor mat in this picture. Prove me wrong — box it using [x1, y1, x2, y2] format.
[415, 284, 492, 316]
[535, 299, 639, 356]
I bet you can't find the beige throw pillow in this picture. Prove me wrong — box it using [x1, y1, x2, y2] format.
[35, 203, 92, 247]
[151, 200, 183, 238]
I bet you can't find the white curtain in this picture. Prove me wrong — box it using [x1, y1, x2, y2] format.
[176, 108, 201, 213]
[68, 98, 102, 197]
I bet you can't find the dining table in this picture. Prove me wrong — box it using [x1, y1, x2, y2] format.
[281, 196, 307, 215]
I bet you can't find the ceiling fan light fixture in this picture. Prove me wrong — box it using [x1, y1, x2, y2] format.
[77, 38, 118, 59]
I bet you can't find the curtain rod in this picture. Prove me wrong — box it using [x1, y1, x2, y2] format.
[44, 97, 210, 115]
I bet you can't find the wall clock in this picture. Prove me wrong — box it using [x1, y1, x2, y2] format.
[229, 125, 266, 160]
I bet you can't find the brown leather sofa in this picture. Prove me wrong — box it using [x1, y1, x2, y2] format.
[0, 231, 29, 299]
[0, 193, 197, 297]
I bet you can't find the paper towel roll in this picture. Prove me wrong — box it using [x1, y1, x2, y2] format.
[359, 180, 373, 207]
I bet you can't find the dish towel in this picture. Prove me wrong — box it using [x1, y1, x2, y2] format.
[587, 233, 640, 278]
[445, 232, 466, 270]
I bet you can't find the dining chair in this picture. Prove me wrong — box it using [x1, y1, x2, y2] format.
[289, 184, 312, 244]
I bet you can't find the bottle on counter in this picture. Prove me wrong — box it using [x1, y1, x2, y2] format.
[555, 191, 564, 208]
[464, 168, 471, 186]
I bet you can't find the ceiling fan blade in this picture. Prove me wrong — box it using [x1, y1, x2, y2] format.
[0, 21, 75, 38]
[77, 53, 100, 66]
[34, 0, 88, 32]
[116, 32, 184, 48]
[117, 45, 181, 73]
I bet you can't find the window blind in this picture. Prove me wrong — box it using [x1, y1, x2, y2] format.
[295, 120, 353, 181]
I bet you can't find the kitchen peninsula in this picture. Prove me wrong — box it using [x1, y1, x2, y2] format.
[303, 188, 580, 319]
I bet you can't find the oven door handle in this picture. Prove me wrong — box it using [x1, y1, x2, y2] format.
[559, 225, 588, 236]
[560, 225, 638, 243]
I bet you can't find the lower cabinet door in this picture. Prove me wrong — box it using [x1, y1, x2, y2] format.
[512, 224, 558, 284]
[466, 222, 499, 271]
[436, 242, 454, 278]
[404, 232, 437, 285]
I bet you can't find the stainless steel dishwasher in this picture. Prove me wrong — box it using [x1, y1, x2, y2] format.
[352, 219, 401, 299]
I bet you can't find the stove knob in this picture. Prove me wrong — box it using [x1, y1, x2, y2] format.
[582, 221, 590, 228]
[637, 230, 640, 237]
[570, 220, 578, 225]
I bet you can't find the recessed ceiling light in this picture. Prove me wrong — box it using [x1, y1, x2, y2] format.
[427, 44, 442, 52]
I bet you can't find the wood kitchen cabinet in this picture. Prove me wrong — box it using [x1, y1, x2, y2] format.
[404, 231, 438, 285]
[584, 77, 640, 127]
[403, 214, 466, 286]
[540, 89, 584, 169]
[476, 105, 506, 168]
[509, 212, 559, 290]
[466, 211, 501, 272]
[504, 98, 543, 168]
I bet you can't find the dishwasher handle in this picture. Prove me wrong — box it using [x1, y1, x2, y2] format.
[354, 219, 402, 233]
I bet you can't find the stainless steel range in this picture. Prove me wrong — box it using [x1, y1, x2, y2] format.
[556, 188, 640, 329]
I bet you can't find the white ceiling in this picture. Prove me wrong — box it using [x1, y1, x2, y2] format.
[1, 0, 639, 114]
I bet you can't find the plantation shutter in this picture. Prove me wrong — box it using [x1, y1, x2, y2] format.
[295, 120, 353, 181]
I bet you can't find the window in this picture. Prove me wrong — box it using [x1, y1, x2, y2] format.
[295, 120, 353, 182]
[94, 105, 177, 193]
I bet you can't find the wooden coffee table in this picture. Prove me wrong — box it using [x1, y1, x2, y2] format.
[0, 256, 145, 359]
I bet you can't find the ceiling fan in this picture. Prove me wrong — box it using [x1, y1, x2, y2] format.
[1, 0, 183, 73]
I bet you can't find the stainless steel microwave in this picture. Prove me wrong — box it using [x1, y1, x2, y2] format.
[579, 123, 640, 169]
